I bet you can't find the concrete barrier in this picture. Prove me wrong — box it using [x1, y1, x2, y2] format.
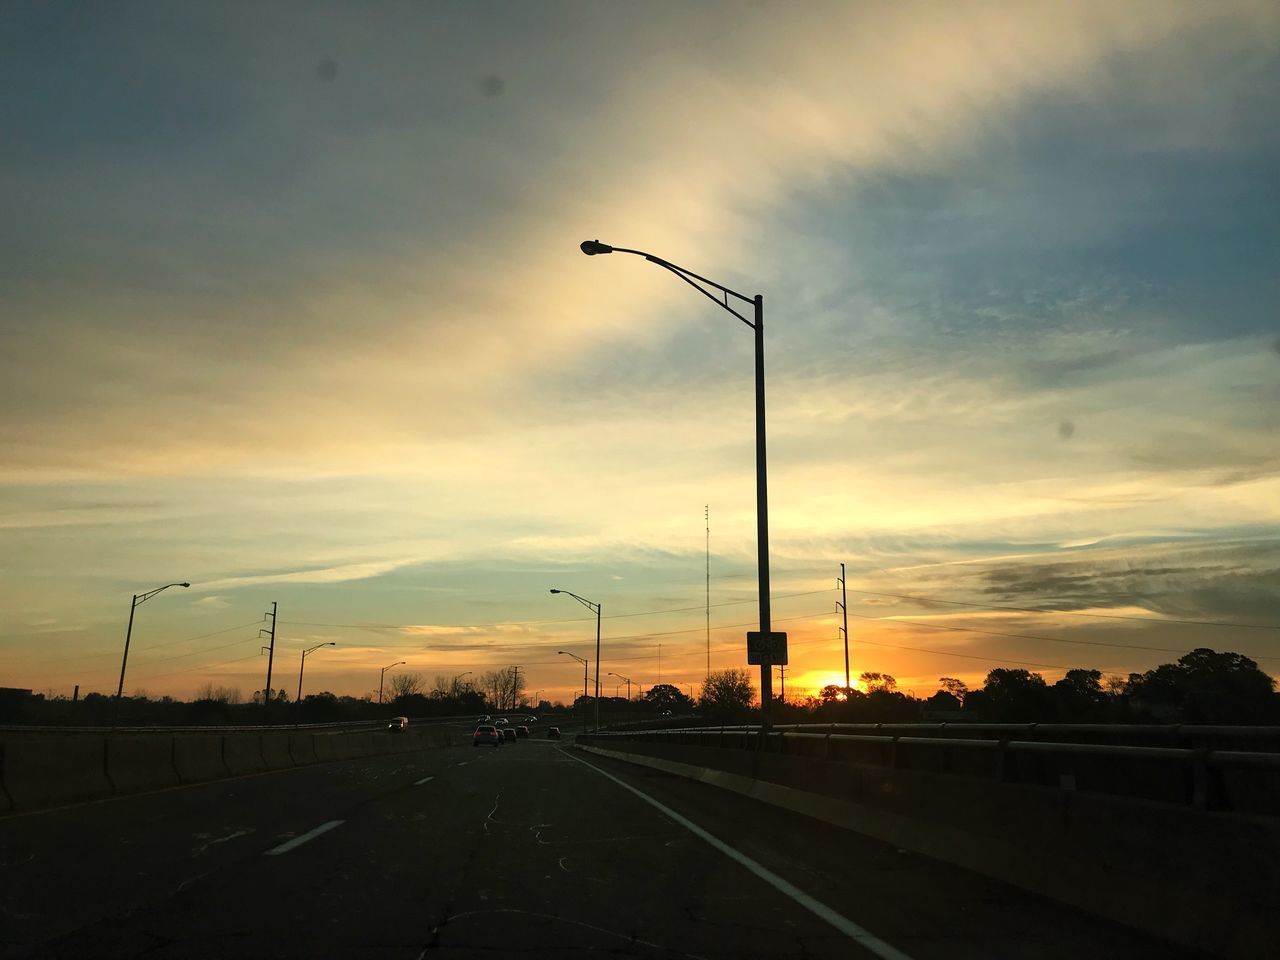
[174, 735, 229, 784]
[288, 732, 318, 766]
[221, 735, 267, 776]
[259, 732, 294, 770]
[0, 743, 12, 813]
[1, 736, 112, 810]
[105, 736, 178, 796]
[579, 737, 1280, 960]
[0, 723, 458, 815]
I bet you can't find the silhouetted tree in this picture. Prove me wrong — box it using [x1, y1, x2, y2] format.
[938, 677, 968, 703]
[1128, 649, 1277, 723]
[1051, 669, 1106, 720]
[964, 668, 1051, 721]
[699, 669, 755, 722]
[858, 671, 896, 693]
[640, 683, 694, 713]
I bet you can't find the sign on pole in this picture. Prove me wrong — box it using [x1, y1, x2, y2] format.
[746, 631, 788, 666]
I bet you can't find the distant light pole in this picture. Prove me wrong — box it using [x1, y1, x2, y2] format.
[116, 581, 190, 702]
[551, 589, 601, 732]
[298, 642, 336, 704]
[453, 671, 473, 698]
[557, 650, 590, 734]
[580, 239, 779, 730]
[608, 671, 633, 702]
[379, 660, 406, 705]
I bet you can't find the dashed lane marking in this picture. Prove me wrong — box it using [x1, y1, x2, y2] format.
[414, 775, 436, 785]
[263, 820, 344, 856]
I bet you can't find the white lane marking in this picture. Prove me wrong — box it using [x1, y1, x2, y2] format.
[414, 775, 435, 786]
[564, 750, 916, 960]
[263, 820, 344, 856]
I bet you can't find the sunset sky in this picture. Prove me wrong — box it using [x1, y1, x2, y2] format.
[2, 1, 1278, 705]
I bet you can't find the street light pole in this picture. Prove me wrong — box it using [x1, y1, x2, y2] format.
[453, 671, 473, 699]
[379, 660, 406, 705]
[298, 642, 336, 704]
[551, 588, 602, 733]
[115, 581, 190, 704]
[579, 240, 778, 730]
[557, 650, 589, 734]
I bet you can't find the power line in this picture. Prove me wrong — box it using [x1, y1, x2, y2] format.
[844, 610, 1280, 662]
[844, 587, 1280, 631]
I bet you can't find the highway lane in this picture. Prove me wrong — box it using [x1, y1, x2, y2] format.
[0, 728, 1202, 959]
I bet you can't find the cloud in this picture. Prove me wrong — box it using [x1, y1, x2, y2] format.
[194, 557, 424, 592]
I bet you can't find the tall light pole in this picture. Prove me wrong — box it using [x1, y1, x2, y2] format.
[557, 650, 589, 734]
[580, 239, 781, 730]
[453, 671, 473, 698]
[551, 588, 601, 732]
[116, 581, 190, 703]
[298, 642, 336, 704]
[379, 660, 406, 705]
[608, 671, 633, 702]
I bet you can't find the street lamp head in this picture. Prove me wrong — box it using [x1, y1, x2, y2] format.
[549, 588, 561, 594]
[179, 582, 191, 588]
[579, 239, 613, 256]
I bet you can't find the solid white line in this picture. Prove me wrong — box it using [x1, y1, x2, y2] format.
[564, 750, 916, 960]
[414, 775, 435, 785]
[263, 820, 344, 856]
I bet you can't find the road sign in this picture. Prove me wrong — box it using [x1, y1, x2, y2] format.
[746, 631, 788, 666]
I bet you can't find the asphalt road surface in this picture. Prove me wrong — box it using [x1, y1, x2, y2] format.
[0, 722, 1202, 959]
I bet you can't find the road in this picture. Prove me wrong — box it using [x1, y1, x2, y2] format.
[0, 722, 1202, 959]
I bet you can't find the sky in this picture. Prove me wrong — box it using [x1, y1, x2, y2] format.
[2, 0, 1278, 705]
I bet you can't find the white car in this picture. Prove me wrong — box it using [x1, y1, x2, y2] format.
[495, 717, 508, 725]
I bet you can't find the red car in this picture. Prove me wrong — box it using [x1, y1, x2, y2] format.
[473, 724, 502, 747]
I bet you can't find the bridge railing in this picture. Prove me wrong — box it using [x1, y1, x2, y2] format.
[585, 724, 1280, 813]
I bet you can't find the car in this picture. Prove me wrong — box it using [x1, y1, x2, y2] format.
[494, 717, 508, 725]
[525, 716, 537, 722]
[547, 726, 560, 739]
[516, 725, 529, 738]
[473, 725, 502, 747]
[387, 716, 408, 732]
[476, 715, 491, 723]
[502, 727, 517, 743]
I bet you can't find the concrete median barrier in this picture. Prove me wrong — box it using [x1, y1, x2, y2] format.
[259, 732, 294, 770]
[221, 734, 267, 776]
[579, 737, 1280, 960]
[1, 736, 112, 810]
[287, 732, 318, 765]
[105, 736, 178, 796]
[174, 735, 230, 784]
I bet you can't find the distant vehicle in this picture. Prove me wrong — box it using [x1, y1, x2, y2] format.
[547, 726, 560, 739]
[495, 718, 509, 725]
[502, 727, 517, 743]
[476, 715, 491, 723]
[516, 725, 530, 738]
[387, 716, 408, 732]
[473, 725, 501, 747]
[525, 716, 537, 722]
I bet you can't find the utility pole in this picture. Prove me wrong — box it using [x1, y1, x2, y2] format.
[260, 602, 277, 716]
[658, 643, 662, 686]
[511, 665, 521, 710]
[837, 563, 850, 693]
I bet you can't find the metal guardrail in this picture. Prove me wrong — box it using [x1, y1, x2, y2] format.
[667, 721, 1280, 740]
[586, 725, 1280, 812]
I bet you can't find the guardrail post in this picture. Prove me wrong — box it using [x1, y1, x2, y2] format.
[824, 724, 834, 760]
[996, 739, 1010, 783]
[888, 736, 899, 770]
